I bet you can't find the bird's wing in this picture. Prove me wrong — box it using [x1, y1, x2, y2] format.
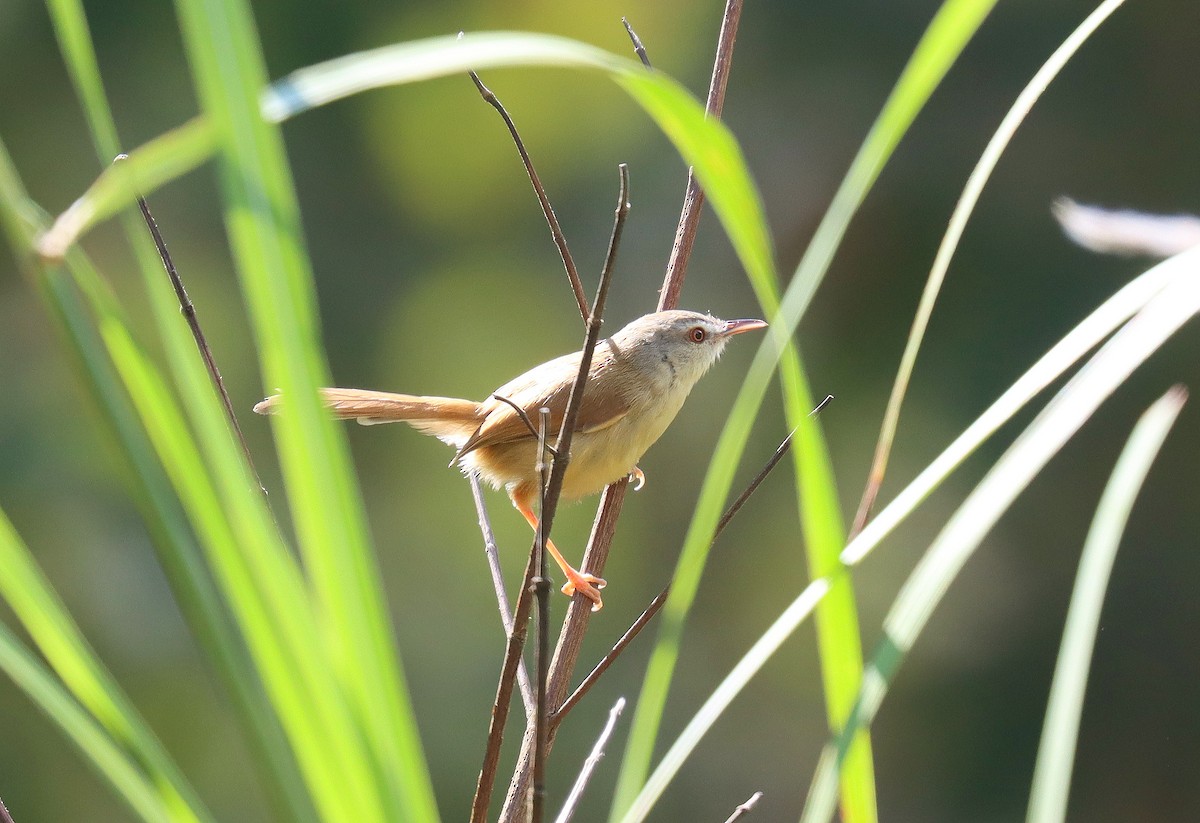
[456, 348, 630, 458]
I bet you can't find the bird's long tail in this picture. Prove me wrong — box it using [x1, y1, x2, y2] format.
[254, 388, 481, 443]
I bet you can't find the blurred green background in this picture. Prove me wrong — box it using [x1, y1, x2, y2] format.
[2, 1, 1199, 821]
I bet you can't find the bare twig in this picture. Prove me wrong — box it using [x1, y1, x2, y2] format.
[533, 405, 552, 823]
[721, 791, 763, 823]
[553, 698, 627, 823]
[469, 71, 589, 320]
[127, 160, 265, 496]
[498, 480, 628, 821]
[717, 395, 832, 538]
[0, 795, 15, 823]
[622, 18, 653, 69]
[469, 474, 534, 715]
[470, 526, 544, 823]
[499, 4, 747, 814]
[493, 393, 558, 456]
[479, 166, 629, 822]
[553, 588, 668, 726]
[658, 0, 744, 310]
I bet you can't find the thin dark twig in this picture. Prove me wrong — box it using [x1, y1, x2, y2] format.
[622, 18, 653, 69]
[470, 533, 542, 823]
[469, 71, 589, 320]
[715, 395, 832, 539]
[533, 407, 552, 823]
[553, 697, 627, 823]
[721, 791, 764, 823]
[481, 166, 629, 823]
[493, 393, 558, 456]
[658, 0, 744, 311]
[500, 2, 748, 810]
[469, 474, 535, 715]
[552, 588, 669, 726]
[126, 161, 266, 497]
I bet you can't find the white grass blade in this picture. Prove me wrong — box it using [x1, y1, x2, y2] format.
[1026, 387, 1188, 823]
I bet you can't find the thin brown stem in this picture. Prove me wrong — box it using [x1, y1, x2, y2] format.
[552, 588, 668, 727]
[469, 71, 589, 320]
[533, 406, 552, 823]
[721, 791, 763, 823]
[499, 4, 748, 814]
[470, 530, 543, 823]
[621, 18, 653, 69]
[716, 395, 832, 539]
[0, 795, 15, 823]
[469, 474, 535, 715]
[658, 0, 744, 311]
[479, 166, 629, 822]
[493, 393, 558, 456]
[128, 165, 265, 496]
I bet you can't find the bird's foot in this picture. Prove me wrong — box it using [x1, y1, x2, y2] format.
[629, 466, 646, 491]
[561, 570, 607, 611]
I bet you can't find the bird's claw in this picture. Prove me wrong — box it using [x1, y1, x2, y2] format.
[561, 572, 607, 611]
[629, 466, 646, 491]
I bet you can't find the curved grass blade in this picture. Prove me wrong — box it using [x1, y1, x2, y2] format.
[802, 244, 1200, 823]
[0, 623, 182, 823]
[853, 0, 1128, 533]
[613, 1, 997, 818]
[30, 4, 316, 820]
[0, 508, 209, 823]
[172, 1, 439, 818]
[1026, 387, 1187, 823]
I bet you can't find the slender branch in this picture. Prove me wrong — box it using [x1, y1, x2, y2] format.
[717, 395, 832, 538]
[480, 166, 629, 822]
[500, 5, 748, 813]
[552, 588, 668, 726]
[469, 71, 589, 320]
[721, 791, 763, 823]
[0, 795, 15, 823]
[469, 474, 535, 715]
[622, 18, 653, 68]
[658, 0, 744, 311]
[470, 527, 543, 823]
[127, 161, 266, 496]
[493, 393, 558, 456]
[553, 698, 627, 823]
[533, 407, 553, 823]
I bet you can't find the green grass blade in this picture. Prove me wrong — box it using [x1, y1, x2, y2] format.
[5, 137, 391, 819]
[861, 0, 1128, 539]
[613, 1, 997, 817]
[15, 4, 314, 811]
[171, 1, 437, 819]
[619, 577, 834, 822]
[43, 32, 774, 330]
[802, 244, 1200, 823]
[0, 622, 179, 823]
[0, 508, 210, 823]
[1026, 387, 1187, 823]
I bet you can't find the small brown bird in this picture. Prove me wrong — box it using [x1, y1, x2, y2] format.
[255, 309, 766, 610]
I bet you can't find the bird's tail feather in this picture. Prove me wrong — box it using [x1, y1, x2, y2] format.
[254, 388, 481, 443]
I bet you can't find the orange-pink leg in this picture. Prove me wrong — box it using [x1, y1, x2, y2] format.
[512, 498, 606, 611]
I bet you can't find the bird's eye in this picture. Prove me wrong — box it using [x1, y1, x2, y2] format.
[689, 327, 706, 343]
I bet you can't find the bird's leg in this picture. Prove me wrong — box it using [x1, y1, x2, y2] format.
[513, 499, 606, 611]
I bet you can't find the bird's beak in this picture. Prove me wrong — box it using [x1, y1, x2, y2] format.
[720, 318, 768, 336]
